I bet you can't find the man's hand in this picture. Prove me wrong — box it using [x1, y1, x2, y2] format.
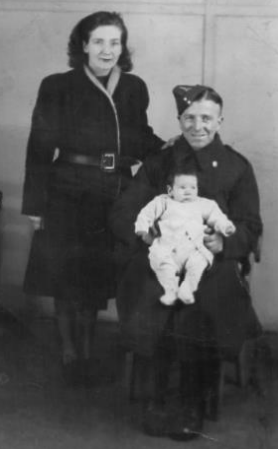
[204, 227, 224, 254]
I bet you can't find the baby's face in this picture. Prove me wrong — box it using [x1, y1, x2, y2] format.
[168, 174, 198, 202]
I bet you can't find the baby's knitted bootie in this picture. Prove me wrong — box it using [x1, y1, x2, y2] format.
[178, 281, 195, 304]
[160, 290, 177, 306]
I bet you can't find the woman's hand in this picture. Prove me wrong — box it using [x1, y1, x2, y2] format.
[204, 227, 224, 254]
[131, 161, 142, 177]
[161, 135, 180, 150]
[29, 216, 43, 230]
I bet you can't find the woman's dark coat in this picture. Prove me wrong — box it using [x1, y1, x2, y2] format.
[110, 135, 263, 357]
[22, 67, 163, 307]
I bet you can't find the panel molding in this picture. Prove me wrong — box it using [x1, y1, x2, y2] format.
[0, 1, 206, 15]
[1, 0, 278, 13]
[205, 9, 278, 85]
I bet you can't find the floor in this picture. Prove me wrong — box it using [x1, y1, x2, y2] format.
[0, 305, 277, 449]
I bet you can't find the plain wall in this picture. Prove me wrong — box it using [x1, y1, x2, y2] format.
[0, 0, 277, 328]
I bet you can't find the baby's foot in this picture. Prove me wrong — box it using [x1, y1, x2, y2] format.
[160, 291, 177, 306]
[178, 281, 195, 304]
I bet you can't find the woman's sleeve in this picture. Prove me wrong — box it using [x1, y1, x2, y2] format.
[22, 76, 60, 216]
[137, 79, 165, 158]
[223, 162, 263, 259]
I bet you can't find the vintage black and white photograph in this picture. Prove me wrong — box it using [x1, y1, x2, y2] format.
[0, 0, 277, 448]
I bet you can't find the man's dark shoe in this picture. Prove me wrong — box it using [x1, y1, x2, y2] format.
[142, 401, 169, 437]
[168, 402, 204, 441]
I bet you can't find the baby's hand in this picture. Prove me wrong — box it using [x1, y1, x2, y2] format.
[136, 231, 154, 245]
[224, 223, 236, 237]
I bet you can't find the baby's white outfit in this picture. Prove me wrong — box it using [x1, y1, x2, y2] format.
[135, 194, 235, 305]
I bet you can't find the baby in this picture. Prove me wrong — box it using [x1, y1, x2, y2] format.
[135, 169, 235, 305]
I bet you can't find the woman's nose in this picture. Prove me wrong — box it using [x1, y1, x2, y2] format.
[102, 42, 111, 54]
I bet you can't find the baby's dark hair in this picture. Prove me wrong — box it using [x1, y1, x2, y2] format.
[166, 168, 198, 187]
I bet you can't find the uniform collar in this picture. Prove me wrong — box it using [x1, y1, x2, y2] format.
[174, 133, 225, 170]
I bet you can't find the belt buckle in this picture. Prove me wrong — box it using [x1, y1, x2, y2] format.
[100, 153, 116, 173]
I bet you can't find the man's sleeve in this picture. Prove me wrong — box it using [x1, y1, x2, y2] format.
[223, 162, 263, 259]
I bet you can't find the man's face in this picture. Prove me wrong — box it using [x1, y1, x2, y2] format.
[179, 99, 223, 150]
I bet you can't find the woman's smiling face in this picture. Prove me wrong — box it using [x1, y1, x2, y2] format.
[83, 25, 122, 76]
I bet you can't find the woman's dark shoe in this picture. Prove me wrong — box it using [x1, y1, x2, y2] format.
[168, 402, 204, 441]
[62, 359, 80, 387]
[78, 358, 94, 388]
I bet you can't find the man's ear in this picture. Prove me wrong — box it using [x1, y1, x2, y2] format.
[167, 185, 172, 195]
[218, 115, 224, 126]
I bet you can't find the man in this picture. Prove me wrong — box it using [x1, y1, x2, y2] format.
[110, 85, 263, 440]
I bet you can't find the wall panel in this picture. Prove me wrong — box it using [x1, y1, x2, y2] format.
[0, 0, 278, 327]
[212, 12, 278, 328]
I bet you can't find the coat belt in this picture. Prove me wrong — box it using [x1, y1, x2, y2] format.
[58, 152, 138, 173]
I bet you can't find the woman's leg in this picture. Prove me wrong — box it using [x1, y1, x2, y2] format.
[75, 306, 98, 360]
[55, 297, 99, 386]
[55, 297, 77, 364]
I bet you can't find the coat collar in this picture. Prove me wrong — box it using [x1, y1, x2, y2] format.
[173, 133, 226, 171]
[83, 64, 121, 97]
[83, 65, 121, 154]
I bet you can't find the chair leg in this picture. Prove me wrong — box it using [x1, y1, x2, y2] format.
[124, 351, 137, 401]
[129, 352, 137, 401]
[205, 339, 265, 421]
[237, 340, 257, 388]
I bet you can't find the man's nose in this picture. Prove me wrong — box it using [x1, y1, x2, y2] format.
[192, 117, 203, 131]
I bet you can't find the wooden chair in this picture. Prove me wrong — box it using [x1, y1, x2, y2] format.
[203, 236, 263, 420]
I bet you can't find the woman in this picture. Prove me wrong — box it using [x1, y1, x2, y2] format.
[22, 11, 164, 385]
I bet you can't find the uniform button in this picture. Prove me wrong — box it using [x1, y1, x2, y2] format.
[212, 160, 218, 167]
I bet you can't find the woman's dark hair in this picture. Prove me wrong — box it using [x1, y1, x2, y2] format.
[166, 167, 198, 188]
[68, 11, 133, 71]
[196, 87, 223, 111]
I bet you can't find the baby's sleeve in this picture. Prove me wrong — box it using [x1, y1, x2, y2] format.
[205, 200, 236, 237]
[135, 195, 166, 234]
